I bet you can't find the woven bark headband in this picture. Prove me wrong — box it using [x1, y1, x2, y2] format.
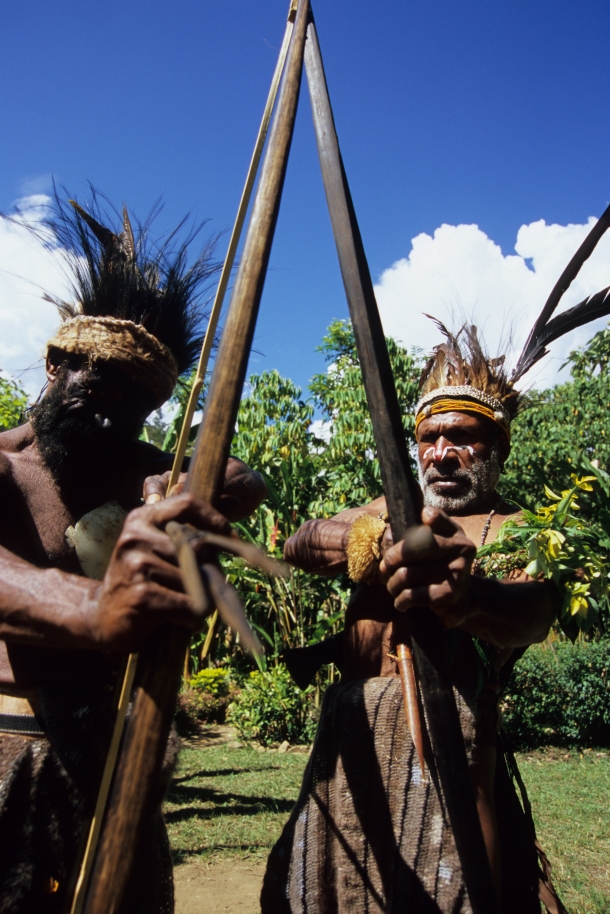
[46, 316, 179, 408]
[414, 386, 512, 441]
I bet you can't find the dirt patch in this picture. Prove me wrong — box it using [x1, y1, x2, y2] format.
[174, 858, 265, 914]
[180, 723, 241, 749]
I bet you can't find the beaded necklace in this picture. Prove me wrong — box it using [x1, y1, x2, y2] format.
[471, 503, 497, 574]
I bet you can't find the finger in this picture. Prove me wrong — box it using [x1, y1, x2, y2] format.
[421, 506, 463, 538]
[130, 582, 209, 632]
[381, 525, 440, 572]
[143, 474, 169, 503]
[141, 492, 232, 537]
[393, 581, 458, 614]
[385, 562, 450, 597]
[116, 517, 180, 564]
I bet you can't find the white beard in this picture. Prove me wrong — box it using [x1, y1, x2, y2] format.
[419, 445, 502, 514]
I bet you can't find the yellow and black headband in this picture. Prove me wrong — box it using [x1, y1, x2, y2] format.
[415, 385, 511, 442]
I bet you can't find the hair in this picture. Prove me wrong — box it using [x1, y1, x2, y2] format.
[20, 184, 222, 377]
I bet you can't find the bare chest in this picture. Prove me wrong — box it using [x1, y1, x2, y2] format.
[4, 452, 79, 568]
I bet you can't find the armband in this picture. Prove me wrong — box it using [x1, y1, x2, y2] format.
[346, 514, 388, 583]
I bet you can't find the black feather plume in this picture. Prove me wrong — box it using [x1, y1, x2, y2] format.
[512, 286, 610, 381]
[513, 202, 610, 382]
[16, 184, 222, 377]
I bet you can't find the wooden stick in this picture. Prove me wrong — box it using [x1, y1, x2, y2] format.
[80, 2, 310, 911]
[69, 653, 138, 914]
[304, 18, 497, 913]
[393, 643, 427, 779]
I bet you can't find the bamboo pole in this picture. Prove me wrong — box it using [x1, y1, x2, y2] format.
[166, 9, 296, 493]
[80, 2, 310, 912]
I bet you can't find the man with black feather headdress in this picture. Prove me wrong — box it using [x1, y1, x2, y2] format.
[0, 192, 266, 913]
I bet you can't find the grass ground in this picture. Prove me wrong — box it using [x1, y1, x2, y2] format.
[165, 744, 610, 912]
[518, 748, 610, 914]
[165, 746, 308, 865]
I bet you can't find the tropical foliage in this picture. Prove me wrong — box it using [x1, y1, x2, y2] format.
[478, 464, 610, 638]
[0, 375, 27, 431]
[226, 664, 318, 746]
[500, 324, 610, 507]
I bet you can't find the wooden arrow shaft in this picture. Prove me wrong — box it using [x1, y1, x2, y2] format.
[80, 2, 310, 912]
[304, 18, 498, 913]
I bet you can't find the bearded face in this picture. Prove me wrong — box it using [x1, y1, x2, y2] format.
[31, 354, 155, 498]
[416, 412, 507, 515]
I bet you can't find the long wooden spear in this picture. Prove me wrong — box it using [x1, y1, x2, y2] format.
[304, 17, 498, 913]
[80, 2, 310, 911]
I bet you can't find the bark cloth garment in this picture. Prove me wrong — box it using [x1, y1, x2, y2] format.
[0, 679, 177, 914]
[262, 675, 554, 914]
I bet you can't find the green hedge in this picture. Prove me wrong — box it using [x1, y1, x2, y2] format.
[227, 664, 318, 746]
[501, 640, 610, 749]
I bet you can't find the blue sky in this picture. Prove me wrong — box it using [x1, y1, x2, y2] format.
[1, 0, 610, 396]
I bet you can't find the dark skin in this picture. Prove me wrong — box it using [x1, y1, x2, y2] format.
[0, 351, 266, 687]
[284, 411, 558, 897]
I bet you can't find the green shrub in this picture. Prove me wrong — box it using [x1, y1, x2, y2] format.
[226, 664, 318, 746]
[189, 668, 232, 698]
[502, 640, 610, 749]
[175, 669, 238, 735]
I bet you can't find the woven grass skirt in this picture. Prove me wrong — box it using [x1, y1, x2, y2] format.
[262, 677, 492, 914]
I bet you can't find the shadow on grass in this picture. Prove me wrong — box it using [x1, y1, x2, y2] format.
[165, 784, 295, 823]
[171, 844, 270, 865]
[173, 765, 282, 783]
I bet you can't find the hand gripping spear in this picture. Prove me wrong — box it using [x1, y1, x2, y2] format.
[76, 2, 310, 912]
[303, 15, 498, 914]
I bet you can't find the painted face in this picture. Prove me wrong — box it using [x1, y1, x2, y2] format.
[416, 411, 506, 514]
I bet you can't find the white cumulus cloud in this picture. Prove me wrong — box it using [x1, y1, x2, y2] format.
[0, 195, 70, 398]
[374, 219, 610, 389]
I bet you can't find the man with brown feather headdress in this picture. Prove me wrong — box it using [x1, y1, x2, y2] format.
[0, 191, 266, 914]
[262, 320, 564, 914]
[264, 193, 610, 910]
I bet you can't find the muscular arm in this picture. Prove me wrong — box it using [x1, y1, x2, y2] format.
[0, 493, 235, 652]
[284, 496, 387, 575]
[143, 456, 267, 522]
[0, 546, 101, 649]
[460, 575, 557, 649]
[218, 457, 267, 521]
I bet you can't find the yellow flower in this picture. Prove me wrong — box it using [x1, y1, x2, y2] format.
[536, 528, 565, 561]
[280, 446, 290, 458]
[570, 474, 596, 492]
[544, 484, 561, 501]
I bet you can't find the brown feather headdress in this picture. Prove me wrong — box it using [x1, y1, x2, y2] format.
[415, 318, 519, 441]
[416, 198, 610, 440]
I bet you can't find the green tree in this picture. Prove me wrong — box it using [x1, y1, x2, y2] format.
[0, 375, 28, 431]
[309, 319, 422, 515]
[500, 323, 610, 508]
